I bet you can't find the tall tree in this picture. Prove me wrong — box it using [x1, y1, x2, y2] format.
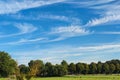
[82, 63, 89, 74]
[102, 63, 109, 74]
[68, 63, 76, 74]
[89, 62, 97, 74]
[97, 61, 102, 74]
[54, 65, 67, 76]
[76, 63, 84, 74]
[19, 64, 29, 74]
[115, 63, 120, 73]
[44, 62, 53, 77]
[61, 60, 68, 75]
[0, 51, 17, 77]
[109, 64, 115, 74]
[28, 60, 43, 76]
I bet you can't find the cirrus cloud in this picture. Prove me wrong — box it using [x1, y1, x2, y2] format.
[0, 23, 37, 38]
[0, 0, 66, 14]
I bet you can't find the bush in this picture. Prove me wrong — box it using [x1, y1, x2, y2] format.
[16, 75, 24, 80]
[25, 75, 32, 80]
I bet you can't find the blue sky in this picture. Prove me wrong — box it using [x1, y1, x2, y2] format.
[0, 0, 120, 65]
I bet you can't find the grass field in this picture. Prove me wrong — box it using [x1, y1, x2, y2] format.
[0, 75, 120, 80]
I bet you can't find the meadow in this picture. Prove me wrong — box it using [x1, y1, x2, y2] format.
[33, 75, 120, 80]
[0, 75, 120, 80]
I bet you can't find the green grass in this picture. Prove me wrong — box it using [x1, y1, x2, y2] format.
[33, 75, 120, 80]
[0, 78, 6, 80]
[1, 75, 120, 80]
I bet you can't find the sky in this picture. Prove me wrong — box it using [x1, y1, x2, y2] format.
[0, 0, 120, 65]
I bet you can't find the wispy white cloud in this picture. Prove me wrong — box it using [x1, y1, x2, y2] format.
[10, 14, 80, 24]
[66, 0, 115, 8]
[86, 14, 120, 26]
[35, 15, 80, 24]
[72, 0, 120, 27]
[77, 44, 120, 52]
[5, 37, 47, 45]
[39, 15, 70, 22]
[13, 43, 120, 64]
[0, 24, 90, 45]
[0, 23, 37, 38]
[91, 1, 120, 11]
[0, 0, 66, 14]
[99, 31, 120, 34]
[50, 25, 87, 34]
[14, 23, 37, 34]
[48, 25, 91, 41]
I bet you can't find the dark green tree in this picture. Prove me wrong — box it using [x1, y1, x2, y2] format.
[44, 62, 53, 77]
[19, 64, 29, 74]
[102, 63, 109, 74]
[82, 63, 89, 74]
[68, 63, 76, 74]
[115, 63, 120, 73]
[89, 62, 97, 74]
[61, 60, 68, 75]
[0, 51, 17, 77]
[97, 61, 102, 74]
[76, 63, 84, 74]
[109, 64, 115, 74]
[54, 65, 67, 76]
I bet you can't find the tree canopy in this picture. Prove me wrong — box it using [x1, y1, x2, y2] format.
[0, 51, 120, 78]
[0, 51, 17, 77]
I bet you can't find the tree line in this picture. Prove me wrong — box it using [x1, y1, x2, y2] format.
[0, 51, 120, 79]
[20, 59, 120, 77]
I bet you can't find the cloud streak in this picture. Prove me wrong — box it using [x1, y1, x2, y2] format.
[0, 23, 37, 38]
[66, 0, 115, 8]
[0, 24, 91, 45]
[48, 25, 91, 42]
[71, 0, 120, 27]
[86, 14, 120, 27]
[14, 23, 37, 34]
[3, 37, 47, 45]
[10, 14, 80, 24]
[0, 0, 66, 14]
[99, 31, 120, 34]
[13, 43, 120, 64]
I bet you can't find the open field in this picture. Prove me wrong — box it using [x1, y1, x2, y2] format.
[0, 75, 120, 80]
[33, 75, 120, 80]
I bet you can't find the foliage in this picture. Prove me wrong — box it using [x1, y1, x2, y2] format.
[0, 51, 120, 78]
[0, 51, 17, 77]
[25, 74, 32, 80]
[68, 63, 76, 74]
[28, 60, 44, 76]
[76, 63, 84, 74]
[89, 62, 97, 74]
[17, 59, 120, 77]
[16, 75, 24, 80]
[19, 64, 29, 74]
